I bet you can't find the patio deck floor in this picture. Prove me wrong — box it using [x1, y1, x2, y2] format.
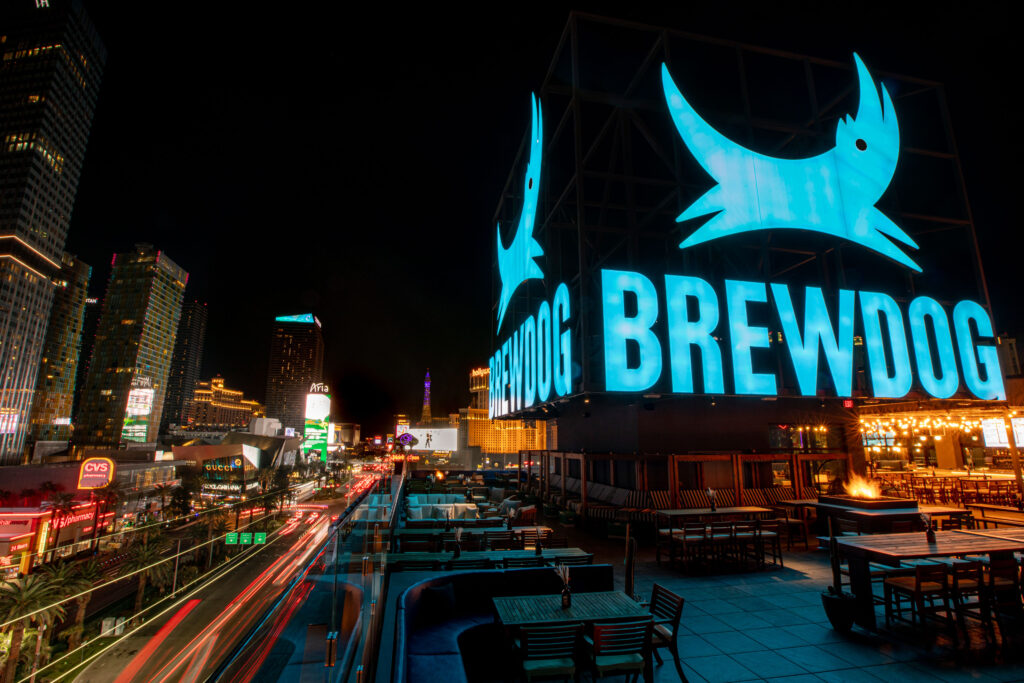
[543, 513, 1024, 683]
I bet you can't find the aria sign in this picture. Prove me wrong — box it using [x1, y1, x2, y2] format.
[489, 55, 1005, 418]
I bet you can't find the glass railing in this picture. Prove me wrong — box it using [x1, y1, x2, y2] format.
[209, 472, 403, 683]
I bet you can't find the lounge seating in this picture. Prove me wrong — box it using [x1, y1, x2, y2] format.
[393, 565, 615, 683]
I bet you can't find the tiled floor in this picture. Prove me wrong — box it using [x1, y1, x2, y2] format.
[544, 515, 1024, 682]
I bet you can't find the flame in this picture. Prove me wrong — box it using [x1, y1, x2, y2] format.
[435, 470, 445, 481]
[845, 474, 881, 499]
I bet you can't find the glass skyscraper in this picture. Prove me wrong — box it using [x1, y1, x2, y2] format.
[161, 299, 207, 431]
[264, 314, 324, 431]
[0, 0, 105, 462]
[27, 251, 90, 444]
[74, 244, 187, 448]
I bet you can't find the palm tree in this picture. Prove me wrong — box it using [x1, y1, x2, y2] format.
[20, 488, 37, 507]
[44, 492, 78, 563]
[0, 575, 65, 683]
[91, 481, 123, 551]
[167, 486, 192, 520]
[152, 483, 173, 521]
[35, 562, 86, 663]
[66, 559, 101, 650]
[123, 542, 171, 621]
[0, 490, 13, 507]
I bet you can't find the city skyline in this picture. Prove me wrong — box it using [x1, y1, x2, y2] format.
[33, 4, 1021, 436]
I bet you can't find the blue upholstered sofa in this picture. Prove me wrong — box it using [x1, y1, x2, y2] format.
[392, 565, 615, 683]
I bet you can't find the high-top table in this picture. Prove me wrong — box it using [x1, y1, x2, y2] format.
[835, 529, 1024, 629]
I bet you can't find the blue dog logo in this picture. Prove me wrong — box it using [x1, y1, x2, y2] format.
[662, 54, 919, 272]
[496, 94, 545, 332]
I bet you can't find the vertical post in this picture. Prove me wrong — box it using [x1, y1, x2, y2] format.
[1005, 417, 1024, 500]
[518, 451, 523, 484]
[561, 454, 567, 500]
[580, 454, 588, 516]
[733, 455, 742, 506]
[171, 538, 181, 595]
[669, 456, 679, 509]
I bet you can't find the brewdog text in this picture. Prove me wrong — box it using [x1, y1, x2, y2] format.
[600, 269, 1003, 402]
[490, 283, 572, 418]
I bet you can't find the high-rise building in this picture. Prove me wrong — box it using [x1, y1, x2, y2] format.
[264, 313, 324, 431]
[421, 369, 431, 423]
[0, 1, 106, 462]
[184, 375, 264, 430]
[74, 245, 187, 448]
[161, 300, 207, 430]
[70, 293, 99, 419]
[458, 367, 546, 467]
[27, 252, 90, 443]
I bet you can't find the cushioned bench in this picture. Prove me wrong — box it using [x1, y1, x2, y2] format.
[393, 564, 614, 683]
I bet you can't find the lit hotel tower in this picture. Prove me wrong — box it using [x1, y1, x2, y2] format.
[74, 245, 187, 448]
[0, 1, 105, 463]
[264, 314, 324, 431]
[421, 370, 432, 423]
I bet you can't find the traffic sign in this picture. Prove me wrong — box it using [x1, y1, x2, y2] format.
[225, 532, 238, 545]
[240, 532, 253, 545]
[254, 532, 267, 544]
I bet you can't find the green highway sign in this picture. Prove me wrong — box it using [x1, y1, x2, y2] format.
[225, 532, 238, 545]
[254, 532, 267, 544]
[240, 532, 253, 545]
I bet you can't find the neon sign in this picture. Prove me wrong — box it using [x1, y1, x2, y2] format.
[662, 54, 920, 272]
[77, 457, 115, 489]
[600, 270, 1004, 401]
[496, 94, 545, 331]
[490, 282, 572, 417]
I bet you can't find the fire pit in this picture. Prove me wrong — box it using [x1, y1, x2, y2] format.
[818, 494, 917, 511]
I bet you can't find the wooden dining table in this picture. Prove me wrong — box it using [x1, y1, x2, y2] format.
[835, 529, 1024, 629]
[389, 547, 589, 565]
[656, 506, 772, 522]
[493, 590, 648, 625]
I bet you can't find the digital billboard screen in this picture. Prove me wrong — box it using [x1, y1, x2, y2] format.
[303, 393, 330, 459]
[407, 427, 457, 452]
[123, 376, 154, 442]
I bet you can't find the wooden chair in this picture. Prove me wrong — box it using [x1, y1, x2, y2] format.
[984, 556, 1023, 636]
[772, 506, 808, 550]
[756, 520, 784, 568]
[648, 584, 688, 682]
[586, 617, 653, 681]
[707, 522, 734, 565]
[515, 623, 583, 683]
[948, 560, 987, 634]
[544, 536, 569, 549]
[484, 530, 513, 550]
[447, 558, 494, 570]
[395, 560, 439, 571]
[554, 554, 593, 566]
[504, 556, 546, 568]
[883, 564, 956, 636]
[401, 539, 435, 553]
[680, 523, 708, 569]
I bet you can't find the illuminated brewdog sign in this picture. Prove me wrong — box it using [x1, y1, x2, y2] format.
[490, 55, 1004, 418]
[491, 96, 572, 417]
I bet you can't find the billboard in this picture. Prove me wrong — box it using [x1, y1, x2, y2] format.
[303, 391, 330, 460]
[407, 428, 457, 452]
[77, 458, 115, 489]
[489, 50, 1003, 420]
[122, 376, 154, 442]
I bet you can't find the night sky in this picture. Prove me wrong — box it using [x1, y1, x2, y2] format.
[67, 4, 1019, 436]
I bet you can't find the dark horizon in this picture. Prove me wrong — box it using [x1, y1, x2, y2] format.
[66, 4, 1020, 436]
